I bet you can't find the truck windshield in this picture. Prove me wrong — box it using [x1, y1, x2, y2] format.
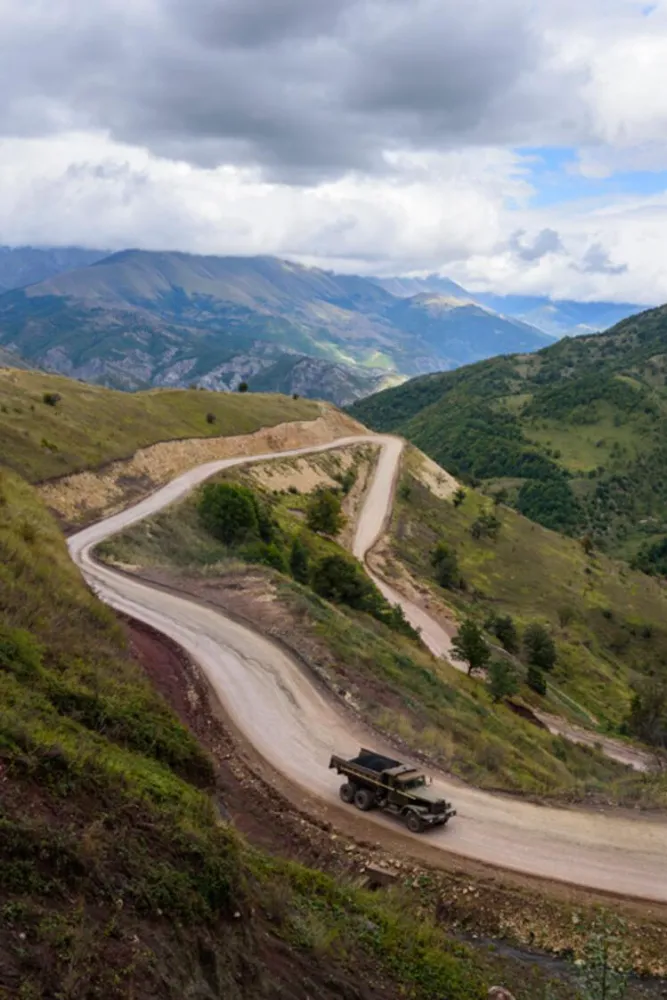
[403, 777, 426, 789]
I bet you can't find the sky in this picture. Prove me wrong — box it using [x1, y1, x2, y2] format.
[2, 0, 667, 303]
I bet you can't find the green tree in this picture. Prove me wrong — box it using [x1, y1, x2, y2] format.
[451, 619, 490, 676]
[312, 554, 374, 609]
[452, 487, 466, 508]
[523, 623, 556, 672]
[238, 381, 249, 392]
[430, 542, 459, 589]
[486, 613, 519, 654]
[198, 482, 259, 545]
[470, 511, 501, 541]
[526, 664, 547, 696]
[289, 535, 310, 584]
[487, 659, 519, 703]
[306, 489, 345, 536]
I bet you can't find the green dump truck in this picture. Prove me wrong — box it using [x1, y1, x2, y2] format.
[329, 748, 456, 833]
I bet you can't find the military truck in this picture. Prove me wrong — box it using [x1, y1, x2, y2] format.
[329, 748, 456, 833]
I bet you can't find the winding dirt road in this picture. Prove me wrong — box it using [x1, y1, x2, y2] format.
[68, 434, 667, 903]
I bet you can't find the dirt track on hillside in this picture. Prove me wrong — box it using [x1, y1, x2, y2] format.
[68, 434, 667, 905]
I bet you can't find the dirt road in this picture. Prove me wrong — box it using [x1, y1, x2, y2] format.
[68, 435, 667, 903]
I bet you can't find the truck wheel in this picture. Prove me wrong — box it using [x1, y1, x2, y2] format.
[354, 788, 376, 812]
[339, 782, 355, 804]
[406, 812, 424, 834]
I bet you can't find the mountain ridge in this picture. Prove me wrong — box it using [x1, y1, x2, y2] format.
[0, 248, 550, 403]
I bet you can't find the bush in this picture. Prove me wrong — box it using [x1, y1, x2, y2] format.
[626, 678, 667, 748]
[306, 489, 345, 536]
[312, 554, 372, 609]
[198, 482, 261, 546]
[485, 613, 519, 654]
[238, 382, 249, 393]
[289, 535, 310, 584]
[430, 542, 459, 589]
[452, 487, 466, 508]
[470, 511, 501, 541]
[487, 659, 519, 703]
[206, 412, 216, 425]
[42, 392, 61, 407]
[311, 554, 417, 638]
[526, 664, 547, 695]
[523, 623, 557, 672]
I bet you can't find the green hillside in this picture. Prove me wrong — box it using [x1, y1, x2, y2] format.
[0, 369, 318, 482]
[0, 464, 505, 1000]
[350, 304, 667, 561]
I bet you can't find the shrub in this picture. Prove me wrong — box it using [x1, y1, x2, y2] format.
[306, 489, 345, 536]
[238, 382, 249, 393]
[206, 412, 216, 424]
[523, 623, 557, 672]
[312, 554, 372, 609]
[430, 542, 459, 589]
[471, 511, 501, 541]
[289, 535, 310, 584]
[198, 482, 260, 545]
[42, 392, 61, 407]
[485, 613, 519, 654]
[487, 659, 519, 703]
[526, 664, 547, 696]
[626, 678, 667, 748]
[452, 487, 466, 508]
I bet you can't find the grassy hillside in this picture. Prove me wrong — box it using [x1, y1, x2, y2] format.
[387, 449, 667, 740]
[350, 304, 667, 560]
[97, 450, 665, 806]
[0, 369, 318, 482]
[0, 461, 511, 999]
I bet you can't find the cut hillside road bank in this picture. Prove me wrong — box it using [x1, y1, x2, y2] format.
[69, 435, 667, 903]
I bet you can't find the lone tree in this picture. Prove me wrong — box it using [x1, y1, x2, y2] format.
[523, 623, 556, 672]
[487, 659, 519, 703]
[306, 488, 345, 536]
[238, 381, 249, 393]
[430, 542, 459, 589]
[451, 619, 490, 676]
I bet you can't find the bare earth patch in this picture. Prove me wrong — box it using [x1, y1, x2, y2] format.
[39, 408, 366, 527]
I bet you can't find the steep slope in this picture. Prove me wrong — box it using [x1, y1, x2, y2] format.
[0, 250, 549, 400]
[0, 346, 30, 369]
[0, 244, 106, 292]
[351, 304, 667, 559]
[1, 464, 502, 1000]
[0, 369, 319, 482]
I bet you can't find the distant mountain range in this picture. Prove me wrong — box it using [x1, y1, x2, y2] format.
[372, 273, 644, 339]
[0, 249, 553, 404]
[0, 246, 648, 404]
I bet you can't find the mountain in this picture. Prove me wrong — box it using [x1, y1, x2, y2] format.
[350, 302, 667, 562]
[371, 273, 644, 338]
[0, 345, 30, 369]
[0, 250, 550, 404]
[0, 245, 107, 293]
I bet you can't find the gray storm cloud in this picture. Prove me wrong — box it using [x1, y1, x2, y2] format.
[0, 0, 571, 181]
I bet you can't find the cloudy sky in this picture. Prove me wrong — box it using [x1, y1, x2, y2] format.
[2, 0, 667, 302]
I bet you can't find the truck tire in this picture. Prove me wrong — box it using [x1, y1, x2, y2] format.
[405, 812, 424, 834]
[339, 782, 356, 804]
[354, 787, 376, 811]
